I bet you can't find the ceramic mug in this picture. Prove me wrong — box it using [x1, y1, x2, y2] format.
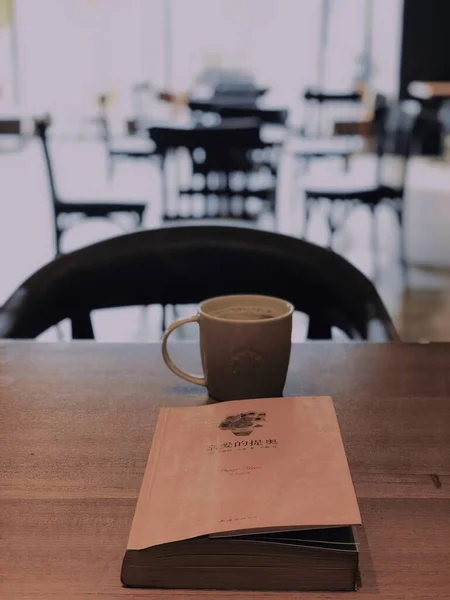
[161, 294, 293, 401]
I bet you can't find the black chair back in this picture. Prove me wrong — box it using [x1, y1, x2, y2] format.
[0, 226, 398, 341]
[373, 98, 420, 192]
[150, 120, 279, 221]
[303, 87, 362, 137]
[33, 117, 147, 255]
[188, 101, 288, 126]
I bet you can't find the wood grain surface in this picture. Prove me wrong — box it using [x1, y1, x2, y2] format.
[1, 341, 450, 599]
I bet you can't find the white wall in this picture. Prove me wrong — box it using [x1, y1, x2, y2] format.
[170, 0, 322, 106]
[371, 0, 404, 97]
[14, 0, 165, 121]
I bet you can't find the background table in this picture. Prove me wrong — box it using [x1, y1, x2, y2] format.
[408, 81, 450, 100]
[1, 342, 450, 599]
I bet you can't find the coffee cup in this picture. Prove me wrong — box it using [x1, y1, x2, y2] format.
[161, 294, 293, 401]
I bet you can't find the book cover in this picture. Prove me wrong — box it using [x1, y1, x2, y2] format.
[127, 396, 361, 551]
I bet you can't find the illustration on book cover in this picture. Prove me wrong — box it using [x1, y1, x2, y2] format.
[219, 411, 266, 437]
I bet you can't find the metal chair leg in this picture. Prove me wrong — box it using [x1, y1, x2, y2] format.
[370, 205, 377, 256]
[370, 205, 378, 281]
[55, 227, 63, 255]
[107, 154, 115, 181]
[396, 205, 408, 285]
[172, 305, 186, 339]
[161, 304, 167, 335]
[327, 201, 337, 249]
[304, 197, 312, 238]
[397, 207, 406, 266]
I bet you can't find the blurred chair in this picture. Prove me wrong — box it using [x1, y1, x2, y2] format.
[97, 94, 158, 180]
[303, 99, 420, 267]
[219, 107, 287, 126]
[213, 85, 268, 103]
[131, 81, 189, 118]
[34, 118, 147, 255]
[188, 101, 288, 126]
[292, 89, 365, 172]
[149, 119, 281, 224]
[0, 225, 398, 341]
[190, 67, 268, 104]
[302, 88, 362, 138]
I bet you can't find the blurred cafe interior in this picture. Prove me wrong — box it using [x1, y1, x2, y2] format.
[1, 0, 450, 343]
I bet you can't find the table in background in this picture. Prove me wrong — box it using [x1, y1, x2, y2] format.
[1, 342, 450, 599]
[408, 81, 450, 100]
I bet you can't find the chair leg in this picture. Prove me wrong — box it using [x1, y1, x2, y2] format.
[71, 313, 95, 339]
[172, 305, 186, 339]
[327, 201, 336, 249]
[370, 205, 377, 257]
[107, 154, 114, 181]
[161, 305, 183, 337]
[307, 316, 332, 340]
[55, 227, 63, 255]
[396, 205, 408, 285]
[304, 197, 312, 238]
[370, 205, 378, 280]
[159, 154, 169, 219]
[161, 304, 167, 335]
[137, 210, 145, 228]
[397, 206, 405, 266]
[343, 154, 350, 173]
[327, 200, 355, 250]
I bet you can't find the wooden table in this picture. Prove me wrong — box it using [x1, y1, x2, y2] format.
[2, 342, 450, 599]
[408, 81, 450, 100]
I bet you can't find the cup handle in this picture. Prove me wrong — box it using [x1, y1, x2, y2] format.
[161, 315, 206, 387]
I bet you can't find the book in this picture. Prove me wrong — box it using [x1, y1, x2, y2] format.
[121, 396, 361, 592]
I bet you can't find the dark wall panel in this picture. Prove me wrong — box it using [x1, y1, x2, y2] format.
[400, 0, 450, 97]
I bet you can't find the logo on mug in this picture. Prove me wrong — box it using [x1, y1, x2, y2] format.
[230, 349, 264, 375]
[218, 411, 266, 437]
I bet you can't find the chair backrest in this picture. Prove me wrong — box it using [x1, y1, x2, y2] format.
[0, 226, 398, 341]
[191, 66, 267, 101]
[303, 87, 363, 137]
[374, 98, 421, 191]
[150, 120, 280, 220]
[219, 106, 288, 126]
[188, 101, 288, 126]
[304, 89, 362, 104]
[150, 118, 264, 152]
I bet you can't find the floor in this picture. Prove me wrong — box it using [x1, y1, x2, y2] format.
[1, 132, 450, 342]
